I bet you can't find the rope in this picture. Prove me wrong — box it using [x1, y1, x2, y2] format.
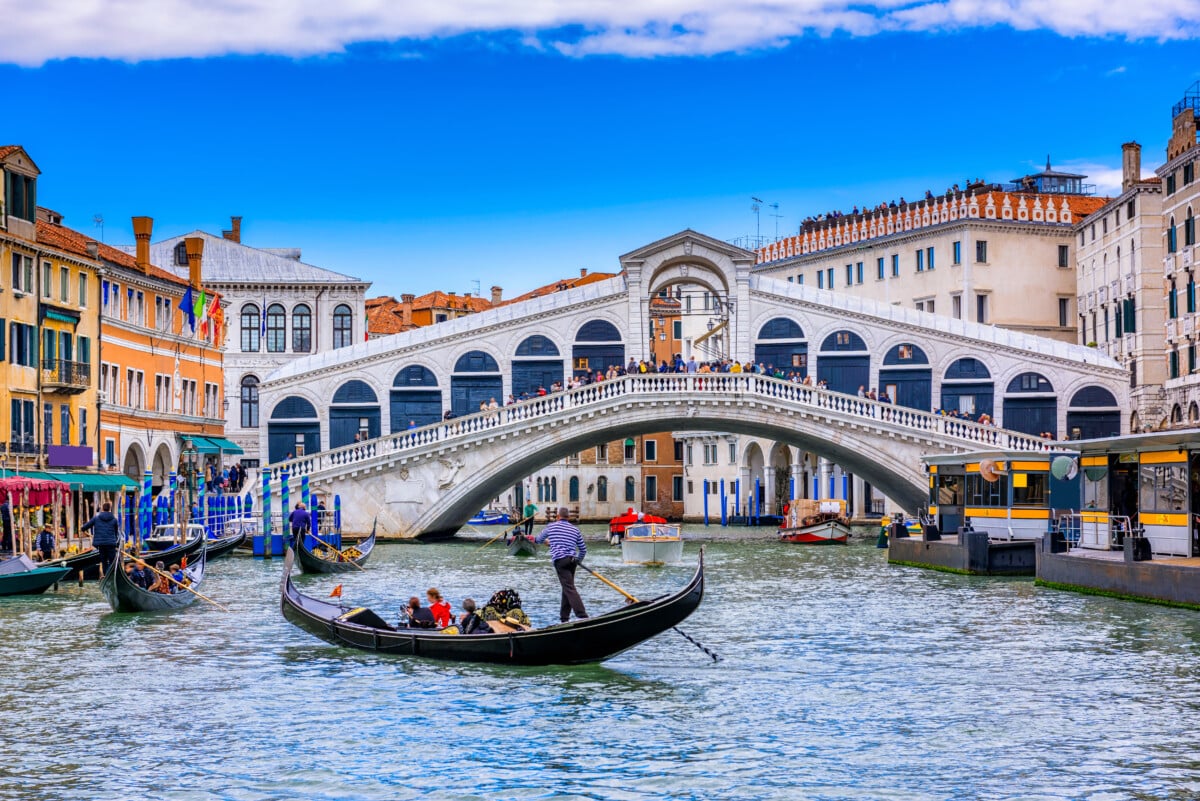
[671, 626, 719, 663]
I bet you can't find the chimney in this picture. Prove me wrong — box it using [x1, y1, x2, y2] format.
[400, 293, 415, 304]
[490, 285, 502, 304]
[222, 216, 242, 243]
[86, 241, 99, 260]
[580, 268, 587, 278]
[448, 290, 456, 297]
[1121, 142, 1142, 191]
[184, 236, 204, 288]
[132, 216, 153, 273]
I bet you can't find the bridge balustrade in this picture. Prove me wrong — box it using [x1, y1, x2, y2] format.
[267, 374, 1052, 482]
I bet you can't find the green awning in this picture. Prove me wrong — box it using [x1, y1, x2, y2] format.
[187, 437, 222, 454]
[204, 437, 244, 455]
[47, 471, 137, 492]
[44, 309, 80, 324]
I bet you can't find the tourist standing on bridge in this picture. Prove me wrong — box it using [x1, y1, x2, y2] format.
[535, 506, 588, 623]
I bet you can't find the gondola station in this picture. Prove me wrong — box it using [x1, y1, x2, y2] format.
[894, 432, 1200, 608]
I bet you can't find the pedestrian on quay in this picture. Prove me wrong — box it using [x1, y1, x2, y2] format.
[81, 502, 121, 572]
[535, 506, 588, 623]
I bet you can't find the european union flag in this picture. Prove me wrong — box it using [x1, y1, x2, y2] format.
[179, 286, 196, 332]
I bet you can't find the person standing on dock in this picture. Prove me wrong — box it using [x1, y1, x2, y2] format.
[536, 506, 588, 623]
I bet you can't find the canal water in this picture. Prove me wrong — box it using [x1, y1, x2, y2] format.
[2, 527, 1200, 801]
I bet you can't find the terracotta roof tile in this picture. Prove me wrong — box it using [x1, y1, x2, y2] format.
[35, 217, 188, 288]
[0, 145, 21, 159]
[503, 271, 618, 305]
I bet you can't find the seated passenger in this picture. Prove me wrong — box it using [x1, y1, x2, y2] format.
[481, 588, 531, 628]
[149, 561, 172, 594]
[426, 588, 452, 629]
[404, 596, 438, 628]
[129, 562, 151, 589]
[458, 598, 489, 634]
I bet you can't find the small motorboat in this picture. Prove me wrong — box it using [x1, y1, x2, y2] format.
[0, 555, 72, 596]
[608, 508, 667, 545]
[779, 500, 850, 545]
[280, 547, 705, 665]
[622, 523, 684, 565]
[506, 533, 537, 557]
[468, 509, 510, 525]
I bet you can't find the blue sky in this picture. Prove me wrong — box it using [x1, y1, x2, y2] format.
[2, 8, 1198, 297]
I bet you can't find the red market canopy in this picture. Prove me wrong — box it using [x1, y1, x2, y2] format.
[0, 477, 71, 507]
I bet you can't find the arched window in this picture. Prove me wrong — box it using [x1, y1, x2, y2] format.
[333, 304, 354, 349]
[550, 477, 557, 502]
[597, 476, 608, 502]
[569, 476, 579, 502]
[624, 476, 636, 502]
[536, 477, 544, 502]
[240, 375, 259, 428]
[240, 304, 260, 353]
[266, 303, 286, 353]
[292, 304, 312, 353]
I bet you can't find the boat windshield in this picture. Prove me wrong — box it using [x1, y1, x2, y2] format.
[624, 523, 681, 539]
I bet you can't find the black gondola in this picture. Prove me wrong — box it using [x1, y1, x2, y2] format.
[42, 548, 103, 581]
[205, 530, 247, 561]
[280, 547, 705, 665]
[506, 534, 537, 557]
[294, 523, 376, 574]
[101, 539, 207, 613]
[135, 530, 205, 566]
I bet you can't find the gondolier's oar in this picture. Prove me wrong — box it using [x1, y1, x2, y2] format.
[133, 558, 230, 612]
[577, 562, 719, 663]
[474, 516, 534, 551]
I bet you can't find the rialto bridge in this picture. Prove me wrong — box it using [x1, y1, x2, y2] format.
[256, 230, 1128, 537]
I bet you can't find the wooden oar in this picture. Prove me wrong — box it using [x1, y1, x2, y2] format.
[132, 557, 230, 612]
[474, 515, 535, 551]
[577, 561, 719, 663]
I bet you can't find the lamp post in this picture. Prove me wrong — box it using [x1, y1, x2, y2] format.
[183, 438, 198, 524]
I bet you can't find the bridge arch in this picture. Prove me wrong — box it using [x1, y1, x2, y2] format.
[879, 342, 932, 411]
[754, 317, 807, 377]
[390, 365, 441, 431]
[1002, 371, 1056, 437]
[572, 319, 624, 378]
[940, 357, 994, 418]
[451, 349, 503, 417]
[268, 395, 320, 463]
[1067, 385, 1120, 439]
[330, 379, 381, 448]
[512, 334, 564, 398]
[817, 330, 870, 394]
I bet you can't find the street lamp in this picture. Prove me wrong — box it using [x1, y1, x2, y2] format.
[182, 438, 198, 523]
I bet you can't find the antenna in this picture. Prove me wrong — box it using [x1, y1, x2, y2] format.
[769, 202, 783, 240]
[470, 279, 481, 297]
[93, 214, 105, 242]
[751, 197, 763, 248]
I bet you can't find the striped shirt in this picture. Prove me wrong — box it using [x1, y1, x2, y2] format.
[535, 520, 587, 562]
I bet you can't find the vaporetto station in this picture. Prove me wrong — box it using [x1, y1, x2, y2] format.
[256, 231, 1129, 537]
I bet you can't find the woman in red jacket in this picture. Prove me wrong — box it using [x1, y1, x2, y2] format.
[426, 588, 452, 629]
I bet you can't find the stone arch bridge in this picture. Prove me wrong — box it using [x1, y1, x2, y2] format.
[256, 230, 1128, 536]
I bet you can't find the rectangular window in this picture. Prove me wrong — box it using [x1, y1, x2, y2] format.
[673, 440, 684, 461]
[1191, 344, 1197, 374]
[624, 440, 635, 462]
[42, 261, 51, 297]
[1186, 163, 1195, 185]
[59, 267, 69, 302]
[78, 274, 88, 307]
[976, 293, 988, 324]
[1168, 225, 1177, 253]
[953, 241, 961, 265]
[826, 268, 834, 289]
[1059, 298, 1069, 328]
[1167, 174, 1177, 195]
[1140, 463, 1187, 513]
[1104, 307, 1110, 339]
[80, 407, 87, 446]
[729, 442, 737, 464]
[1124, 297, 1137, 333]
[1187, 216, 1196, 247]
[60, 404, 70, 445]
[644, 439, 657, 462]
[672, 475, 684, 502]
[105, 438, 116, 467]
[1189, 279, 1197, 314]
[1103, 217, 1108, 235]
[855, 261, 863, 284]
[645, 475, 658, 503]
[952, 295, 962, 319]
[1011, 473, 1048, 508]
[915, 249, 924, 272]
[43, 402, 53, 446]
[891, 254, 899, 277]
[797, 274, 804, 285]
[876, 257, 885, 280]
[595, 444, 607, 464]
[817, 271, 824, 289]
[11, 253, 32, 293]
[685, 444, 692, 465]
[4, 172, 36, 222]
[926, 247, 934, 271]
[1169, 286, 1179, 319]
[1170, 349, 1180, 379]
[845, 264, 853, 286]
[1058, 245, 1070, 268]
[672, 320, 682, 339]
[1126, 199, 1135, 220]
[975, 240, 988, 263]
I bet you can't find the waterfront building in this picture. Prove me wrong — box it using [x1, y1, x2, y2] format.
[0, 146, 101, 472]
[144, 220, 370, 469]
[1074, 142, 1164, 432]
[1158, 82, 1200, 427]
[753, 164, 1106, 342]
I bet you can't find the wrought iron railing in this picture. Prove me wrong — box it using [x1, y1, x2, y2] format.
[41, 359, 91, 389]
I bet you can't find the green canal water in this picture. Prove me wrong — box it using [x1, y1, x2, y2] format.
[2, 528, 1200, 801]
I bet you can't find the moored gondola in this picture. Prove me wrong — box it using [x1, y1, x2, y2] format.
[295, 523, 376, 574]
[42, 548, 103, 581]
[205, 529, 247, 561]
[280, 546, 705, 665]
[135, 526, 206, 567]
[100, 539, 207, 613]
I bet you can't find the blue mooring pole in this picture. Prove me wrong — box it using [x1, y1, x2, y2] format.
[702, 480, 709, 526]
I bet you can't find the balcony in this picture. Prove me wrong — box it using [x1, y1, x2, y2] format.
[1165, 254, 1177, 278]
[1185, 250, 1194, 268]
[1098, 285, 1108, 304]
[41, 359, 91, 394]
[1125, 274, 1136, 294]
[1187, 315, 1198, 337]
[0, 439, 46, 456]
[1167, 319, 1178, 340]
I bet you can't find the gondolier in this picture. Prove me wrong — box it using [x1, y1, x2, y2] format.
[523, 501, 537, 536]
[535, 506, 588, 623]
[81, 502, 121, 572]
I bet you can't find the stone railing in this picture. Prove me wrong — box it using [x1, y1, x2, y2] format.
[266, 374, 1051, 482]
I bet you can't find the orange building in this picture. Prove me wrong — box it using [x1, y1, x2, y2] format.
[71, 218, 232, 493]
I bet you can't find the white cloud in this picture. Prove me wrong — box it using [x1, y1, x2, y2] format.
[3, 0, 1200, 66]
